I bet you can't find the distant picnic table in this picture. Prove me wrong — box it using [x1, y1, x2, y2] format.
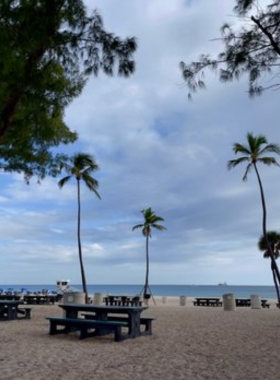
[103, 295, 142, 307]
[23, 294, 57, 305]
[235, 298, 250, 307]
[235, 298, 270, 308]
[0, 294, 21, 301]
[193, 297, 222, 307]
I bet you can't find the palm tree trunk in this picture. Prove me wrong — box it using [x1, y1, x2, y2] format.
[271, 261, 280, 302]
[254, 163, 280, 304]
[77, 179, 88, 303]
[144, 234, 149, 297]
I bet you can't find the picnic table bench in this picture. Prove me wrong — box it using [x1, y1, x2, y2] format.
[46, 317, 128, 342]
[82, 313, 155, 335]
[17, 307, 32, 319]
[261, 299, 270, 308]
[23, 295, 56, 305]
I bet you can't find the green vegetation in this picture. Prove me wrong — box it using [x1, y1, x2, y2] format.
[0, 0, 137, 180]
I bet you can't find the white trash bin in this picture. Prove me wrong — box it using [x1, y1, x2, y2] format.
[250, 294, 261, 309]
[93, 292, 103, 306]
[223, 293, 236, 311]
[61, 292, 85, 317]
[62, 292, 85, 305]
[162, 296, 167, 304]
[180, 296, 186, 306]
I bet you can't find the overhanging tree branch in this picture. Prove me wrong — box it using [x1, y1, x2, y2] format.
[251, 15, 280, 55]
[180, 0, 280, 99]
[0, 0, 137, 180]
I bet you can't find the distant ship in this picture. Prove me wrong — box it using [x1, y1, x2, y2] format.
[218, 282, 228, 286]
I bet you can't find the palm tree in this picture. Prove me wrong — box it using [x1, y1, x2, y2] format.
[58, 153, 101, 303]
[228, 132, 280, 303]
[132, 207, 166, 299]
[258, 231, 280, 259]
[258, 231, 280, 301]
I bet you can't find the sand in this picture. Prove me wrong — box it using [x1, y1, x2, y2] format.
[1, 296, 280, 380]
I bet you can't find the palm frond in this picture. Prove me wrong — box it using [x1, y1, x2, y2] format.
[152, 224, 167, 231]
[86, 184, 101, 199]
[227, 156, 249, 170]
[150, 216, 165, 223]
[258, 157, 280, 167]
[60, 162, 72, 174]
[242, 163, 252, 181]
[259, 143, 280, 157]
[73, 153, 98, 170]
[58, 175, 72, 188]
[82, 163, 100, 175]
[141, 208, 152, 218]
[132, 224, 144, 231]
[247, 133, 267, 153]
[233, 143, 251, 155]
[82, 174, 101, 198]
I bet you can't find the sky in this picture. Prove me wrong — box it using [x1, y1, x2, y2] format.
[0, 0, 279, 286]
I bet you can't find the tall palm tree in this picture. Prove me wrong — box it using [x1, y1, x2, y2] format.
[258, 231, 280, 301]
[228, 132, 280, 303]
[58, 153, 101, 303]
[132, 207, 166, 299]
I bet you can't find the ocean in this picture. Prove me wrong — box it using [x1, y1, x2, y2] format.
[0, 284, 278, 299]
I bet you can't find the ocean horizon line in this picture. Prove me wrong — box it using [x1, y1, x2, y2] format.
[0, 283, 275, 287]
[0, 283, 277, 299]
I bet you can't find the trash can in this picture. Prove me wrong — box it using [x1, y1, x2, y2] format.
[162, 296, 167, 304]
[62, 292, 85, 305]
[93, 292, 103, 306]
[179, 296, 186, 306]
[61, 292, 85, 317]
[223, 293, 235, 311]
[250, 294, 261, 309]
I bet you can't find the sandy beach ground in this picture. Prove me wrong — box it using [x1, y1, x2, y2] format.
[1, 296, 280, 380]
